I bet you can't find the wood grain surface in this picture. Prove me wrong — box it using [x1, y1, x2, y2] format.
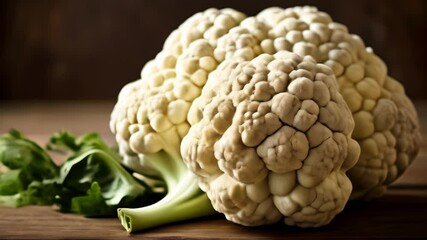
[0, 101, 426, 239]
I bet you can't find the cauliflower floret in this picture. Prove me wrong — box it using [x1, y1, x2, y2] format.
[255, 6, 421, 200]
[181, 51, 360, 227]
[110, 8, 247, 174]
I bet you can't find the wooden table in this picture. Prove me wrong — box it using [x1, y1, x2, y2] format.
[0, 101, 426, 239]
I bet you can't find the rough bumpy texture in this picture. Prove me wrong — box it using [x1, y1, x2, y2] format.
[182, 51, 360, 227]
[254, 6, 421, 199]
[110, 9, 247, 174]
[111, 6, 421, 228]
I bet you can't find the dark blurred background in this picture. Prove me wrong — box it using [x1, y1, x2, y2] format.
[0, 0, 425, 100]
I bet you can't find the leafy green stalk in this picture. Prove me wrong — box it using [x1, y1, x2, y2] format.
[117, 150, 216, 232]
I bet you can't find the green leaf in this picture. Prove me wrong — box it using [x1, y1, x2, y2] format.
[0, 130, 60, 206]
[17, 180, 62, 206]
[0, 170, 24, 195]
[47, 131, 80, 153]
[70, 182, 114, 216]
[0, 130, 58, 178]
[48, 131, 165, 216]
[48, 131, 118, 159]
[56, 148, 162, 216]
[0, 193, 20, 207]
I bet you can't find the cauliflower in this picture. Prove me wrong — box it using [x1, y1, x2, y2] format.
[110, 6, 421, 231]
[181, 51, 360, 227]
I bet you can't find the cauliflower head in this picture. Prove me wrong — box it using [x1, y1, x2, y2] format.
[181, 51, 360, 227]
[110, 6, 421, 231]
[112, 6, 420, 202]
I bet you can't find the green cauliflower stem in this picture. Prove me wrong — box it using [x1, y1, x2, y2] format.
[117, 150, 215, 232]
